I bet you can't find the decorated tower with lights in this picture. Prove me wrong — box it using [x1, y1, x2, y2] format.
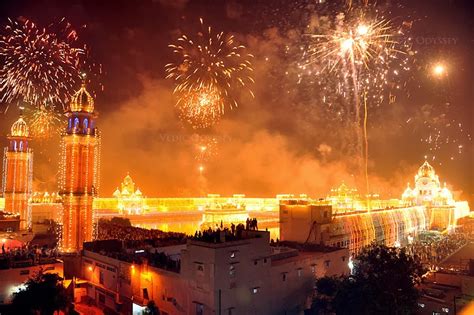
[2, 115, 33, 230]
[59, 80, 101, 252]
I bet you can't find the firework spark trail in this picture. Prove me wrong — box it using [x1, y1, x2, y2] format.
[418, 119, 470, 164]
[0, 18, 85, 108]
[189, 134, 219, 194]
[191, 134, 219, 163]
[302, 8, 414, 195]
[165, 18, 254, 128]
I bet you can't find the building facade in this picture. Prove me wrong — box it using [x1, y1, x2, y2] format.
[2, 116, 33, 230]
[59, 81, 101, 252]
[280, 201, 429, 254]
[280, 161, 471, 254]
[74, 231, 348, 315]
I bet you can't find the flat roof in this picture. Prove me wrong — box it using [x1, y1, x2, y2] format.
[274, 241, 344, 253]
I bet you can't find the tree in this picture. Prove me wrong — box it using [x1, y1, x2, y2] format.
[311, 244, 426, 315]
[11, 270, 70, 315]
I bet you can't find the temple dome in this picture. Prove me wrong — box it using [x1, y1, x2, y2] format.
[418, 161, 435, 178]
[70, 83, 94, 113]
[10, 117, 29, 137]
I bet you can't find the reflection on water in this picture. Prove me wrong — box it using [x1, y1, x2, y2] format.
[135, 220, 280, 240]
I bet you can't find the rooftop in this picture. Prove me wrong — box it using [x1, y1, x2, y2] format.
[273, 241, 343, 253]
[84, 238, 186, 273]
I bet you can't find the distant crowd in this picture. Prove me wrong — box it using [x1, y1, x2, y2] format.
[98, 217, 261, 244]
[407, 232, 468, 269]
[97, 219, 185, 241]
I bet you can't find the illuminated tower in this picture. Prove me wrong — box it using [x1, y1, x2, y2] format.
[59, 81, 101, 252]
[2, 116, 33, 230]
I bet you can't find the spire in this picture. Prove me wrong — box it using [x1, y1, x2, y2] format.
[70, 74, 94, 113]
[10, 115, 29, 138]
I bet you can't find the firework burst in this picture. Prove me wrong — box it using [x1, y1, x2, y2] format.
[0, 18, 84, 108]
[26, 103, 62, 139]
[302, 10, 414, 110]
[165, 18, 254, 128]
[177, 85, 223, 129]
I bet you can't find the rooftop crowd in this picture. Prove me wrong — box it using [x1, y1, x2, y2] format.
[191, 218, 260, 243]
[0, 244, 59, 269]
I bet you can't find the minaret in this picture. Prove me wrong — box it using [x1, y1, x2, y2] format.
[59, 80, 101, 252]
[2, 115, 33, 230]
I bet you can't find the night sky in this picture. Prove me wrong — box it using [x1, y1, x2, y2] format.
[0, 0, 472, 204]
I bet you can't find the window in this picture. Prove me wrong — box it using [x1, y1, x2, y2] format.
[311, 265, 316, 273]
[229, 265, 235, 277]
[254, 260, 258, 265]
[252, 287, 259, 294]
[230, 251, 236, 259]
[325, 260, 330, 268]
[342, 256, 346, 262]
[98, 293, 105, 304]
[143, 288, 149, 300]
[99, 270, 104, 285]
[195, 303, 204, 315]
[282, 273, 287, 282]
[196, 263, 204, 276]
[263, 258, 267, 263]
[297, 268, 302, 277]
[97, 263, 106, 270]
[19, 141, 23, 151]
[74, 117, 79, 129]
[83, 118, 89, 130]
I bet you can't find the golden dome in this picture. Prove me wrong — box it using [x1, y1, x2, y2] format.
[10, 116, 29, 137]
[418, 161, 435, 178]
[70, 83, 94, 113]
